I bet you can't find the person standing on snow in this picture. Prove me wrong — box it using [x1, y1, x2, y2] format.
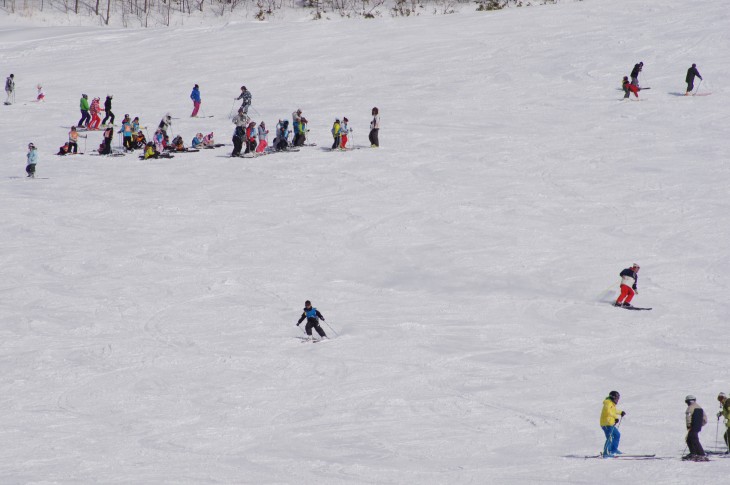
[630, 62, 643, 87]
[684, 395, 708, 461]
[231, 124, 245, 157]
[235, 86, 252, 114]
[158, 113, 172, 138]
[292, 109, 304, 146]
[25, 143, 38, 178]
[296, 300, 328, 340]
[339, 117, 351, 149]
[600, 391, 625, 457]
[232, 107, 249, 128]
[244, 121, 258, 155]
[88, 97, 102, 130]
[331, 118, 342, 150]
[102, 95, 115, 126]
[36, 84, 45, 102]
[256, 121, 269, 153]
[78, 94, 91, 128]
[715, 393, 729, 450]
[614, 263, 640, 307]
[685, 64, 702, 95]
[190, 84, 201, 117]
[369, 107, 380, 147]
[5, 74, 15, 104]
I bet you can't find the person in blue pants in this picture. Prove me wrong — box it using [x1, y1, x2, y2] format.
[600, 390, 625, 457]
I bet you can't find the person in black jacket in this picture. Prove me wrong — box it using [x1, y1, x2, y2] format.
[296, 300, 328, 340]
[101, 95, 115, 126]
[685, 64, 703, 95]
[630, 62, 643, 87]
[231, 125, 244, 157]
[684, 395, 709, 461]
[614, 263, 640, 307]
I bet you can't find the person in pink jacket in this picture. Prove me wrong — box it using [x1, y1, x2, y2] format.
[88, 97, 103, 130]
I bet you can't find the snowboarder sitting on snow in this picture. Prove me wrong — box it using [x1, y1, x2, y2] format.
[191, 133, 204, 148]
[622, 77, 640, 99]
[134, 131, 147, 149]
[99, 126, 114, 155]
[600, 390, 625, 458]
[25, 143, 38, 178]
[685, 64, 702, 95]
[684, 395, 708, 461]
[615, 263, 639, 307]
[143, 142, 160, 160]
[296, 300, 328, 340]
[57, 143, 70, 156]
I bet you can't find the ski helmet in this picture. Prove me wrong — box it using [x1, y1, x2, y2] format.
[305, 300, 311, 307]
[685, 395, 696, 403]
[631, 263, 640, 270]
[28, 142, 35, 149]
[608, 391, 620, 402]
[718, 392, 726, 400]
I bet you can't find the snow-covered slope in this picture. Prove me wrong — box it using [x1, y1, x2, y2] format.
[2, 0, 729, 482]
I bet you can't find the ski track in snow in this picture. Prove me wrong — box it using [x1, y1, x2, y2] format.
[2, 0, 730, 482]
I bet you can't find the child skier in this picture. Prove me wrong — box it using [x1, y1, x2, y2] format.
[202, 132, 215, 147]
[599, 391, 625, 457]
[68, 126, 85, 154]
[78, 94, 91, 127]
[25, 143, 38, 177]
[158, 113, 172, 138]
[244, 121, 258, 154]
[296, 300, 328, 341]
[630, 62, 643, 87]
[235, 86, 252, 113]
[89, 97, 102, 130]
[190, 84, 201, 117]
[331, 118, 341, 150]
[100, 126, 114, 155]
[101, 95, 114, 126]
[614, 263, 640, 307]
[191, 133, 204, 148]
[120, 115, 134, 151]
[275, 120, 290, 151]
[256, 122, 268, 153]
[232, 125, 245, 157]
[36, 84, 45, 102]
[684, 395, 708, 461]
[622, 77, 640, 99]
[369, 107, 380, 147]
[5, 73, 15, 104]
[292, 109, 304, 146]
[340, 117, 351, 149]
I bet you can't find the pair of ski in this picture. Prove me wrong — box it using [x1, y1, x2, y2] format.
[294, 336, 328, 344]
[579, 453, 659, 460]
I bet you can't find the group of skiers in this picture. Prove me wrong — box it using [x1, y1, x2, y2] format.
[601, 391, 730, 461]
[621, 62, 704, 99]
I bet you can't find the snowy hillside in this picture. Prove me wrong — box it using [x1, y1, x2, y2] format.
[2, 0, 730, 482]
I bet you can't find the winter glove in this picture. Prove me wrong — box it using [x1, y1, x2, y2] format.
[718, 411, 723, 419]
[621, 411, 626, 417]
[296, 322, 300, 326]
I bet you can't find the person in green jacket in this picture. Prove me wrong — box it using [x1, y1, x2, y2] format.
[331, 118, 341, 150]
[78, 94, 90, 128]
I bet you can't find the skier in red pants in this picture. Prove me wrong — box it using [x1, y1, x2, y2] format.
[615, 263, 640, 307]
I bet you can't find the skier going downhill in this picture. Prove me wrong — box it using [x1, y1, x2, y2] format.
[600, 390, 625, 458]
[296, 300, 328, 341]
[235, 86, 252, 114]
[614, 263, 640, 307]
[5, 73, 14, 104]
[685, 64, 703, 95]
[622, 76, 640, 99]
[684, 395, 708, 461]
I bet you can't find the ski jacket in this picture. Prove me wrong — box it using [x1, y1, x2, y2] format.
[686, 402, 707, 431]
[233, 126, 245, 140]
[619, 267, 638, 290]
[104, 96, 112, 111]
[6, 76, 14, 92]
[27, 148, 38, 165]
[258, 125, 268, 142]
[721, 400, 730, 428]
[122, 121, 133, 137]
[278, 125, 289, 141]
[298, 307, 324, 325]
[190, 87, 201, 102]
[370, 114, 380, 130]
[90, 99, 101, 115]
[80, 97, 90, 111]
[623, 81, 639, 95]
[246, 125, 257, 142]
[191, 135, 204, 148]
[69, 131, 79, 143]
[600, 398, 622, 426]
[237, 90, 252, 105]
[144, 146, 157, 159]
[686, 66, 702, 83]
[340, 123, 350, 135]
[203, 133, 214, 145]
[332, 122, 341, 137]
[630, 64, 642, 78]
[103, 128, 114, 141]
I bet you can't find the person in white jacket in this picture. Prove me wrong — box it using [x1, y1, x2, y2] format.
[25, 143, 38, 178]
[368, 107, 380, 147]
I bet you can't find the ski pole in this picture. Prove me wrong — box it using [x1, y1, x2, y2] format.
[83, 135, 87, 154]
[229, 100, 236, 119]
[716, 415, 720, 451]
[323, 320, 339, 337]
[694, 79, 703, 95]
[250, 106, 260, 116]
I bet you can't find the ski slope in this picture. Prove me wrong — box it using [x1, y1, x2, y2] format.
[2, 0, 730, 482]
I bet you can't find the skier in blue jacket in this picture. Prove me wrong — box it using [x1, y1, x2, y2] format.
[296, 300, 327, 340]
[25, 142, 38, 177]
[190, 84, 201, 117]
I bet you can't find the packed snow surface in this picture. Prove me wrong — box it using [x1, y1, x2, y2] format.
[2, 0, 730, 482]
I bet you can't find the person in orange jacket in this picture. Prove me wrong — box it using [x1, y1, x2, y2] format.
[622, 77, 640, 99]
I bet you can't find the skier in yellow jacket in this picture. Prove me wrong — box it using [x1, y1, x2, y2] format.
[600, 390, 625, 457]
